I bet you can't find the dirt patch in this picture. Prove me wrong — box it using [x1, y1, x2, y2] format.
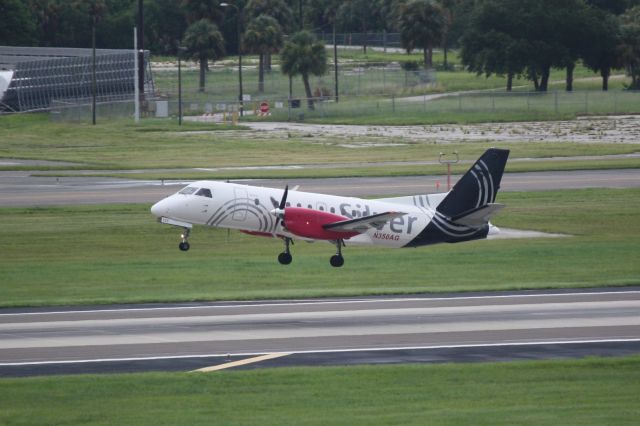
[241, 115, 640, 145]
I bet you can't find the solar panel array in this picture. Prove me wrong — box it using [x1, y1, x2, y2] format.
[0, 47, 153, 112]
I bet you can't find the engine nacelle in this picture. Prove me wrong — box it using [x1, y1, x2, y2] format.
[283, 208, 358, 240]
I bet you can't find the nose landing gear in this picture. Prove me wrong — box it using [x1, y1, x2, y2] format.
[178, 228, 190, 251]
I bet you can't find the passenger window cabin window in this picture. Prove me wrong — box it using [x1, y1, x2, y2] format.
[195, 188, 212, 198]
[330, 207, 336, 213]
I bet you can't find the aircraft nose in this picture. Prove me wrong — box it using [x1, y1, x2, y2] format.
[150, 199, 169, 217]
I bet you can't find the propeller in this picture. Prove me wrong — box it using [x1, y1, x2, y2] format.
[271, 185, 288, 227]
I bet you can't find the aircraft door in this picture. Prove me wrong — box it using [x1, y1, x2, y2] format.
[232, 188, 248, 221]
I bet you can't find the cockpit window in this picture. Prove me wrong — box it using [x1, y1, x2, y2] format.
[195, 188, 212, 198]
[179, 187, 198, 195]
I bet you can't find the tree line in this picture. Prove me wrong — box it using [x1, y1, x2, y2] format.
[2, 0, 640, 94]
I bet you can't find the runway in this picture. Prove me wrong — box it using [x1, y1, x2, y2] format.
[1, 288, 639, 376]
[2, 169, 639, 376]
[0, 169, 639, 206]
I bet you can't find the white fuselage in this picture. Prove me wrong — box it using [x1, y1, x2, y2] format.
[151, 180, 444, 248]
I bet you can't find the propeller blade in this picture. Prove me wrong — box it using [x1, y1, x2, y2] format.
[279, 185, 288, 210]
[270, 186, 289, 229]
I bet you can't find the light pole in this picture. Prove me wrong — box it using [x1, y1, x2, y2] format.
[220, 2, 244, 116]
[333, 22, 338, 103]
[92, 15, 97, 125]
[137, 0, 145, 99]
[178, 46, 186, 126]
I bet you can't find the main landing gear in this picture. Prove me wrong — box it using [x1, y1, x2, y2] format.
[277, 238, 345, 267]
[278, 237, 293, 265]
[178, 227, 190, 251]
[330, 240, 345, 268]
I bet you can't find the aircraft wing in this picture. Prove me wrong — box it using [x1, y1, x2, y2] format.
[323, 212, 407, 234]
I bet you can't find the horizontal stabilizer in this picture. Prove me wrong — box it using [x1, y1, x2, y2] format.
[450, 203, 505, 227]
[324, 211, 407, 234]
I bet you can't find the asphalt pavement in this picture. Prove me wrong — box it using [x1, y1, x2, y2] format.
[1, 288, 639, 376]
[1, 169, 639, 206]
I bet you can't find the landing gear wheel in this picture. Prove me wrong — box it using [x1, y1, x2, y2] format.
[178, 227, 191, 251]
[330, 239, 345, 267]
[330, 254, 344, 268]
[278, 252, 292, 265]
[278, 237, 293, 265]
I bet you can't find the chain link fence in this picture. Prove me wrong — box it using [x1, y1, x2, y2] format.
[313, 32, 403, 51]
[48, 89, 639, 123]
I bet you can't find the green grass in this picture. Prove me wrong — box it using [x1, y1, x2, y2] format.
[1, 113, 639, 173]
[153, 66, 632, 108]
[260, 90, 640, 124]
[152, 48, 629, 100]
[1, 188, 639, 307]
[1, 356, 640, 425]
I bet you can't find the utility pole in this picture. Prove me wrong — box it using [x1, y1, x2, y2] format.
[299, 0, 303, 30]
[134, 27, 139, 123]
[220, 3, 244, 116]
[92, 16, 97, 125]
[137, 0, 145, 99]
[333, 22, 338, 103]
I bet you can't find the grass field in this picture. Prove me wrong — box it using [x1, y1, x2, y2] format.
[1, 188, 638, 307]
[153, 48, 630, 100]
[1, 356, 639, 425]
[259, 90, 640, 124]
[1, 114, 639, 175]
[148, 47, 637, 124]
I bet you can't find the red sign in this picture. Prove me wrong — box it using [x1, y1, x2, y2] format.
[259, 101, 269, 114]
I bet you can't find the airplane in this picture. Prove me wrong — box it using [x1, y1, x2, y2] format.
[150, 148, 509, 267]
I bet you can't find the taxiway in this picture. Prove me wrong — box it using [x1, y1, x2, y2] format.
[0, 169, 639, 206]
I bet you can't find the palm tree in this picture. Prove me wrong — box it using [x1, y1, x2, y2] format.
[181, 0, 223, 24]
[439, 0, 461, 70]
[243, 14, 283, 93]
[245, 0, 294, 72]
[182, 19, 226, 92]
[336, 0, 378, 54]
[245, 0, 294, 31]
[399, 0, 446, 67]
[280, 31, 327, 110]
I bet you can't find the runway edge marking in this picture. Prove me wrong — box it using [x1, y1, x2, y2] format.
[2, 339, 640, 367]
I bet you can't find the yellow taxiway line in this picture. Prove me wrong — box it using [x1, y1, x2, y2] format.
[192, 352, 292, 373]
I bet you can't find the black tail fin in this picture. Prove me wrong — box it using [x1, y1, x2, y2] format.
[436, 148, 509, 218]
